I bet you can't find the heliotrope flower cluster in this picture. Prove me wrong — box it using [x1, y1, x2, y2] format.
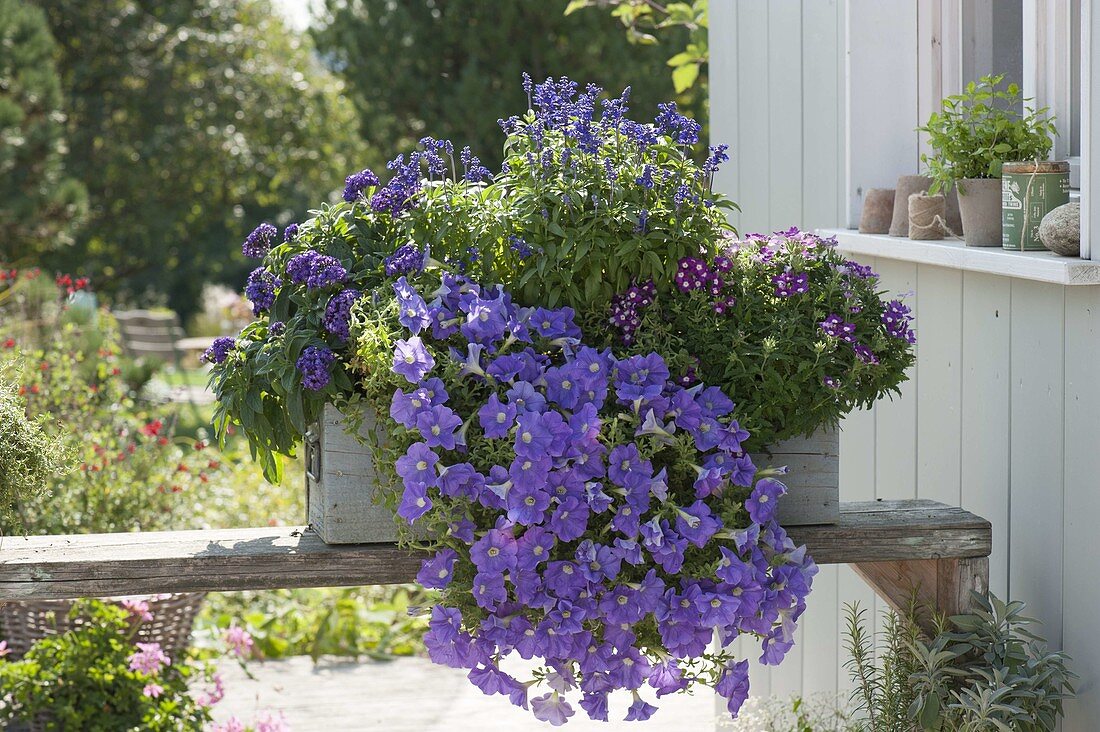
[286, 250, 348, 290]
[245, 267, 280, 316]
[202, 337, 236, 365]
[343, 167, 381, 202]
[382, 272, 816, 725]
[322, 289, 362, 342]
[242, 223, 277, 259]
[297, 345, 336, 391]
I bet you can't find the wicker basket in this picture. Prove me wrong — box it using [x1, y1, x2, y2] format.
[0, 593, 206, 732]
[0, 593, 206, 659]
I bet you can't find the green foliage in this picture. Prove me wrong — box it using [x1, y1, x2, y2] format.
[585, 235, 915, 448]
[0, 0, 87, 262]
[919, 75, 1057, 193]
[0, 374, 69, 529]
[312, 0, 701, 172]
[196, 586, 430, 661]
[491, 111, 734, 309]
[908, 594, 1075, 732]
[844, 594, 1075, 732]
[566, 0, 709, 94]
[0, 273, 279, 535]
[844, 601, 926, 732]
[37, 0, 364, 318]
[0, 600, 215, 731]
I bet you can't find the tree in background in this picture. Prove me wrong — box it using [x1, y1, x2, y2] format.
[0, 0, 87, 263]
[37, 0, 364, 317]
[566, 0, 709, 95]
[312, 0, 702, 172]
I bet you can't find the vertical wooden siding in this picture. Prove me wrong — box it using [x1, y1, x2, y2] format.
[712, 4, 1100, 725]
[709, 0, 846, 238]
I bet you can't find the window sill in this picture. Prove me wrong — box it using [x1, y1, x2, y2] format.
[820, 229, 1100, 286]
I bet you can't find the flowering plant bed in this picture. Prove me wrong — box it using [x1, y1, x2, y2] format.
[208, 75, 915, 723]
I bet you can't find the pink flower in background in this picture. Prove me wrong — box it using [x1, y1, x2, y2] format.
[223, 624, 255, 658]
[0, 640, 9, 657]
[121, 598, 154, 623]
[211, 718, 246, 732]
[196, 672, 226, 707]
[142, 683, 164, 698]
[128, 642, 170, 675]
[253, 711, 291, 732]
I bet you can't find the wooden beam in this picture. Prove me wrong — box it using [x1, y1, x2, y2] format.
[853, 556, 989, 634]
[0, 500, 990, 601]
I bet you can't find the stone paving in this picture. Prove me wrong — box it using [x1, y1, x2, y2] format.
[213, 655, 716, 731]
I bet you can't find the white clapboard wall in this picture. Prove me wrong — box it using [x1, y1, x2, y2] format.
[711, 3, 1100, 729]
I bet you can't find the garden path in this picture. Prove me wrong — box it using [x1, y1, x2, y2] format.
[213, 655, 715, 731]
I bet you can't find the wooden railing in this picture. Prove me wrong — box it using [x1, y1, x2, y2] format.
[0, 500, 990, 631]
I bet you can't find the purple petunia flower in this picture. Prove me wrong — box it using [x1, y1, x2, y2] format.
[395, 442, 438, 486]
[507, 482, 551, 526]
[506, 381, 547, 414]
[715, 659, 750, 716]
[478, 393, 517, 439]
[296, 345, 336, 390]
[675, 500, 722, 547]
[550, 496, 590, 542]
[530, 693, 574, 727]
[390, 387, 433, 429]
[398, 482, 432, 523]
[394, 277, 431, 335]
[614, 353, 669, 404]
[416, 404, 463, 450]
[417, 548, 457, 589]
[746, 477, 787, 523]
[461, 297, 509, 345]
[624, 694, 658, 722]
[242, 223, 277, 258]
[392, 336, 435, 383]
[472, 571, 508, 611]
[470, 528, 518, 573]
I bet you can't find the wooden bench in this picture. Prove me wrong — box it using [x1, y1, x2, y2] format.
[114, 309, 187, 362]
[0, 500, 990, 631]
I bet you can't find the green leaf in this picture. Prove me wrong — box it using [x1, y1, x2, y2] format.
[671, 63, 700, 93]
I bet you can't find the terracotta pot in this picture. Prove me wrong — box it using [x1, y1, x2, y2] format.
[859, 188, 895, 234]
[889, 175, 932, 237]
[956, 178, 1002, 247]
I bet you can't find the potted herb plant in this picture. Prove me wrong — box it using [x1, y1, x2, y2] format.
[209, 75, 916, 724]
[919, 74, 1057, 247]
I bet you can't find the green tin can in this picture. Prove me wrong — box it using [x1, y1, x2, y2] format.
[1002, 161, 1070, 251]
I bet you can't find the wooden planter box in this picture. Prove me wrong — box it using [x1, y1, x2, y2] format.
[306, 406, 840, 545]
[751, 428, 840, 525]
[305, 405, 401, 544]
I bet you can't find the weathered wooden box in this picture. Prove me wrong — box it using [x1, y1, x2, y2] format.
[305, 404, 400, 544]
[306, 405, 840, 544]
[752, 428, 840, 525]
